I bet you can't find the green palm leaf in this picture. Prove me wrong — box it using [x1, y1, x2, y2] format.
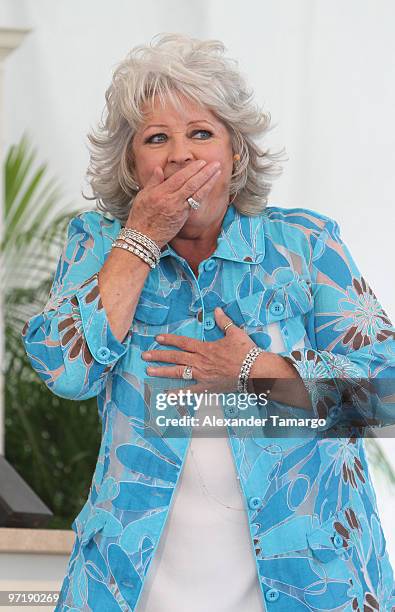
[2, 134, 82, 313]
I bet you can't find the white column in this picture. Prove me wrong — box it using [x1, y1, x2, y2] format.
[0, 28, 30, 455]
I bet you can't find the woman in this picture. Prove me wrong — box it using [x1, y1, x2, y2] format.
[22, 34, 395, 611]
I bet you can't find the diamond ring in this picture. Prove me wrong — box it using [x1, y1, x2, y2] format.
[182, 365, 193, 380]
[187, 197, 201, 210]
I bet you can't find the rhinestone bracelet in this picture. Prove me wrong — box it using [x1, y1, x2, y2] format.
[237, 346, 265, 393]
[111, 239, 157, 269]
[121, 236, 160, 267]
[119, 228, 161, 261]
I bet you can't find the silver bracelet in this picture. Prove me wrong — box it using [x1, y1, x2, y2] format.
[121, 236, 160, 266]
[237, 346, 264, 393]
[119, 228, 161, 261]
[111, 239, 157, 269]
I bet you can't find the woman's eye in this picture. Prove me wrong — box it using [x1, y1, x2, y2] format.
[145, 130, 212, 144]
[191, 130, 213, 139]
[146, 133, 167, 144]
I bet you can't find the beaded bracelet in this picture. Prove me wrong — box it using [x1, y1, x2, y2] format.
[121, 236, 160, 267]
[119, 228, 161, 261]
[111, 239, 157, 269]
[237, 346, 265, 393]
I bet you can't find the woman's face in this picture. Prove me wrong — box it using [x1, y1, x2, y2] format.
[131, 93, 234, 238]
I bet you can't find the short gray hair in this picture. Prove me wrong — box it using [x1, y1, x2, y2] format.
[85, 33, 287, 223]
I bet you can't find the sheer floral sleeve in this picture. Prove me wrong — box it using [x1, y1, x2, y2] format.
[21, 211, 132, 400]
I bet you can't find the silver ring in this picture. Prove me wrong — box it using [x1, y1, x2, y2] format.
[187, 197, 201, 210]
[182, 365, 193, 380]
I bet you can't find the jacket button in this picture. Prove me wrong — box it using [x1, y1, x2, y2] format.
[248, 496, 262, 510]
[224, 406, 239, 418]
[243, 256, 253, 262]
[333, 533, 344, 548]
[204, 317, 215, 330]
[265, 588, 279, 602]
[97, 346, 111, 360]
[197, 310, 203, 323]
[270, 301, 284, 316]
[204, 259, 217, 272]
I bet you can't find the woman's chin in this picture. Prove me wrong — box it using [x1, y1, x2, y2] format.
[176, 216, 206, 237]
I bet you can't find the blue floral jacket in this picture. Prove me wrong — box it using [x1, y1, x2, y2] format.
[22, 204, 395, 611]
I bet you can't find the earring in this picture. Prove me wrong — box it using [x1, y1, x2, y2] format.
[233, 153, 240, 161]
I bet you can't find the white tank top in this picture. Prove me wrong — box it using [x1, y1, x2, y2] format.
[135, 397, 264, 612]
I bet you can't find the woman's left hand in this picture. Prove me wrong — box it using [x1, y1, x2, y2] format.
[141, 306, 260, 394]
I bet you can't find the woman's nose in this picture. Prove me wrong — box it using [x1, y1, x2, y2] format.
[167, 134, 195, 165]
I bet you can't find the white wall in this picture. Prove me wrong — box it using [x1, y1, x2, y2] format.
[2, 0, 395, 564]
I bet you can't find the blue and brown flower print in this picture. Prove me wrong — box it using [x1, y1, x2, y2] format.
[22, 204, 395, 610]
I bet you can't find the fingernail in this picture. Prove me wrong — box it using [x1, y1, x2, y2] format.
[156, 335, 164, 342]
[142, 352, 151, 360]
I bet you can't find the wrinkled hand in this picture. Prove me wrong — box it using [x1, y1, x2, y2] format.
[141, 306, 259, 394]
[126, 160, 222, 248]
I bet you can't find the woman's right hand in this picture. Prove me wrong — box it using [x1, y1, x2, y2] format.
[125, 160, 222, 247]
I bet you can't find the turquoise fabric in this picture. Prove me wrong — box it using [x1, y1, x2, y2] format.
[22, 204, 395, 610]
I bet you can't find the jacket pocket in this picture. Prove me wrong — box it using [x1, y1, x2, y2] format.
[132, 290, 170, 340]
[133, 291, 170, 325]
[258, 506, 354, 560]
[307, 507, 355, 563]
[224, 277, 314, 352]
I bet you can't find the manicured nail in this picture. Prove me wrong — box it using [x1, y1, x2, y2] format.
[156, 335, 164, 342]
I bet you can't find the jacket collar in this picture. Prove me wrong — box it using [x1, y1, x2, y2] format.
[160, 204, 265, 264]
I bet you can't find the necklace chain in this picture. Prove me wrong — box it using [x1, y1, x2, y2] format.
[189, 442, 245, 511]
